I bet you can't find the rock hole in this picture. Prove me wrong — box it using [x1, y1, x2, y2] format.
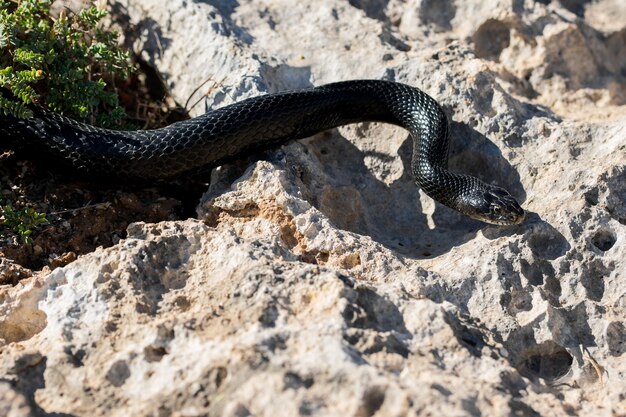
[173, 295, 191, 310]
[516, 341, 573, 381]
[316, 251, 330, 264]
[204, 366, 228, 389]
[418, 0, 456, 31]
[64, 346, 86, 367]
[347, 0, 389, 21]
[299, 400, 317, 416]
[445, 314, 485, 357]
[591, 228, 616, 251]
[356, 385, 386, 417]
[558, 0, 591, 17]
[214, 366, 228, 388]
[0, 306, 47, 344]
[584, 187, 599, 206]
[604, 166, 626, 224]
[473, 19, 511, 60]
[144, 345, 168, 363]
[339, 252, 361, 269]
[283, 372, 315, 390]
[129, 235, 193, 315]
[504, 289, 533, 314]
[580, 258, 610, 301]
[105, 360, 131, 387]
[606, 321, 625, 356]
[461, 396, 481, 416]
[431, 383, 452, 396]
[526, 226, 570, 260]
[259, 304, 279, 328]
[346, 286, 408, 333]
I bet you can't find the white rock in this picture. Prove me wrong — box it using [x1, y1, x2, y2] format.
[0, 0, 624, 416]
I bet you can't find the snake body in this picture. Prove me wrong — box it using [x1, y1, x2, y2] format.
[1, 80, 524, 225]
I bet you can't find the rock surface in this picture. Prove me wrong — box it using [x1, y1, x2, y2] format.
[1, 0, 625, 416]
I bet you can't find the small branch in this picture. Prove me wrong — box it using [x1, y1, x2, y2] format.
[48, 201, 111, 215]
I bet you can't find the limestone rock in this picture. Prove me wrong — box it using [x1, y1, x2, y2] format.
[1, 0, 624, 416]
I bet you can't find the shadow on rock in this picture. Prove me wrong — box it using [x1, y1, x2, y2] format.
[289, 120, 525, 259]
[342, 284, 412, 359]
[191, 0, 254, 44]
[447, 121, 526, 203]
[521, 213, 571, 260]
[4, 353, 76, 417]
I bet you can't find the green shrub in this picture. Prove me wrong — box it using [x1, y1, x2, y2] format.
[0, 0, 134, 126]
[0, 201, 47, 244]
[0, 0, 135, 245]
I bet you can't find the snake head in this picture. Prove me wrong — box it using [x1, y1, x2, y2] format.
[460, 184, 525, 225]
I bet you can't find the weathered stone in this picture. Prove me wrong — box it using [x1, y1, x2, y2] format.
[1, 0, 624, 416]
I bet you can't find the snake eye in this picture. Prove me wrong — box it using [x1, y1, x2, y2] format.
[492, 205, 501, 214]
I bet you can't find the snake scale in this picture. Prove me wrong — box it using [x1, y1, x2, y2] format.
[1, 80, 524, 225]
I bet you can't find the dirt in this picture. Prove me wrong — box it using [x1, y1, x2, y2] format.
[0, 151, 215, 285]
[0, 50, 205, 286]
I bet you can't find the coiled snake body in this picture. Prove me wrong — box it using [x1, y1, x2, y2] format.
[1, 80, 524, 225]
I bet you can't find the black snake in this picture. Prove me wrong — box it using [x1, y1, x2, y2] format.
[1, 80, 524, 225]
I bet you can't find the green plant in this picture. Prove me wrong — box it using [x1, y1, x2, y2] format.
[0, 0, 134, 126]
[0, 0, 134, 247]
[1, 202, 47, 244]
